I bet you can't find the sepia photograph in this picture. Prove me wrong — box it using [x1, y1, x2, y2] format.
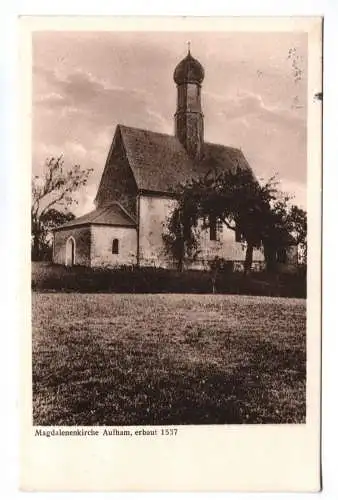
[30, 27, 312, 428]
[13, 13, 324, 492]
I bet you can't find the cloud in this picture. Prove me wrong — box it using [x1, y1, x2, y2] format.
[206, 88, 305, 126]
[32, 31, 307, 214]
[278, 179, 307, 209]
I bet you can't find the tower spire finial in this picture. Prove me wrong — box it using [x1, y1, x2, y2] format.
[187, 40, 191, 54]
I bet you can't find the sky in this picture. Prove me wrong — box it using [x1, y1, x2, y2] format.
[32, 31, 307, 214]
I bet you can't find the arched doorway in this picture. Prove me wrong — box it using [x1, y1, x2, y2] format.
[66, 237, 76, 266]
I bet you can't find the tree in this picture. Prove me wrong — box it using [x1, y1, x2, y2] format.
[288, 205, 307, 262]
[34, 209, 76, 261]
[162, 194, 201, 271]
[164, 167, 278, 273]
[208, 257, 232, 293]
[261, 199, 307, 270]
[260, 198, 294, 271]
[31, 156, 93, 260]
[163, 166, 304, 274]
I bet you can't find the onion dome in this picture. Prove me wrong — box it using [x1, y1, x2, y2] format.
[173, 49, 205, 85]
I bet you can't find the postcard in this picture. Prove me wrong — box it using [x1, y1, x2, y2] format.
[20, 15, 322, 491]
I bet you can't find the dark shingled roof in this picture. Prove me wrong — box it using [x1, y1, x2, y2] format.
[54, 201, 136, 230]
[56, 126, 253, 232]
[119, 124, 252, 193]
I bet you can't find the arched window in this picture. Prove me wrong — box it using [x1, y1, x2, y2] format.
[112, 239, 119, 254]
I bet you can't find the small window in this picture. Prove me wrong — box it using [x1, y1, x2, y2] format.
[209, 216, 217, 241]
[112, 239, 119, 254]
[235, 226, 241, 243]
[210, 216, 222, 241]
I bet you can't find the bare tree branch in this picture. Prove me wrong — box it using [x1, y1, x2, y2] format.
[31, 156, 93, 260]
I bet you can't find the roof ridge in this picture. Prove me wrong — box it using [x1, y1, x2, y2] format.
[118, 124, 242, 152]
[100, 200, 137, 224]
[118, 123, 176, 140]
[204, 141, 242, 153]
[54, 202, 137, 230]
[90, 204, 114, 223]
[111, 201, 137, 224]
[93, 123, 252, 197]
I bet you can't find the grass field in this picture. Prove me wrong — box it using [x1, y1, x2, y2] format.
[32, 293, 306, 425]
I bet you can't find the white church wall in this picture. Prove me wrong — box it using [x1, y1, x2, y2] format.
[53, 226, 91, 266]
[138, 194, 265, 270]
[197, 223, 265, 262]
[91, 225, 137, 268]
[138, 195, 177, 268]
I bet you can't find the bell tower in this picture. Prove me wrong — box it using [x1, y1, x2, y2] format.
[173, 46, 205, 160]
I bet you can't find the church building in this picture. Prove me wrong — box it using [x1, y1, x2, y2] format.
[53, 49, 266, 270]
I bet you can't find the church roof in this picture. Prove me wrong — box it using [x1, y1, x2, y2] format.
[54, 201, 136, 230]
[118, 124, 252, 194]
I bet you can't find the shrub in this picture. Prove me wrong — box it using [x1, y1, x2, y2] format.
[32, 262, 306, 298]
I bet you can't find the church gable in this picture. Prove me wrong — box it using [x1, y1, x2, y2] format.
[95, 126, 138, 217]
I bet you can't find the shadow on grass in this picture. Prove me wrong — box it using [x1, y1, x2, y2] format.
[33, 339, 306, 426]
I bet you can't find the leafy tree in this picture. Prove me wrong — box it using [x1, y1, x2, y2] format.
[31, 156, 93, 260]
[288, 205, 307, 262]
[162, 194, 201, 271]
[254, 196, 290, 271]
[164, 166, 305, 273]
[35, 209, 76, 261]
[261, 199, 307, 270]
[164, 167, 277, 273]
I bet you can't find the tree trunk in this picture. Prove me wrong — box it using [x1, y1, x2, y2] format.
[178, 256, 183, 272]
[244, 243, 253, 275]
[178, 240, 186, 272]
[32, 233, 41, 261]
[264, 245, 277, 273]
